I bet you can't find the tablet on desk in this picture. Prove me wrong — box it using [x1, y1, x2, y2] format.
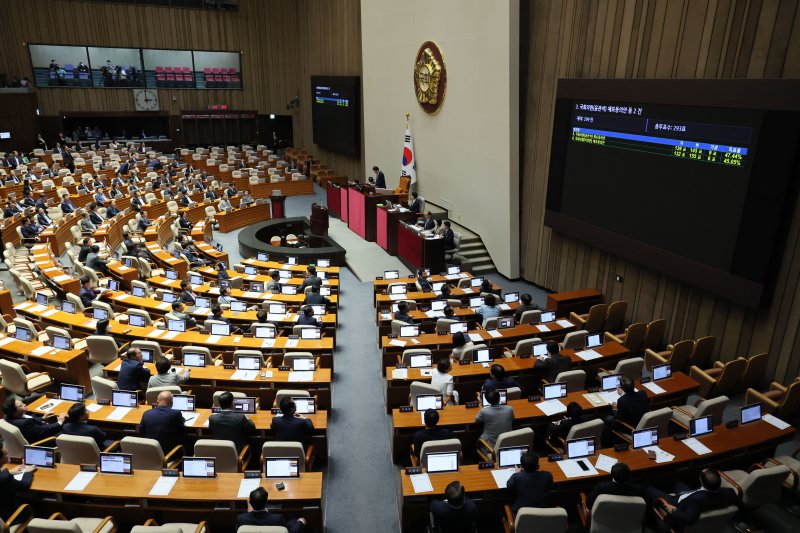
[498, 445, 529, 468]
[128, 314, 146, 328]
[254, 326, 276, 339]
[264, 457, 300, 478]
[291, 358, 316, 371]
[430, 300, 446, 312]
[601, 374, 621, 392]
[652, 363, 672, 381]
[131, 286, 146, 298]
[540, 311, 556, 323]
[532, 342, 548, 357]
[167, 319, 186, 333]
[166, 270, 178, 280]
[384, 270, 400, 280]
[317, 259, 330, 267]
[59, 384, 84, 402]
[99, 452, 133, 475]
[36, 293, 49, 306]
[14, 327, 32, 342]
[300, 328, 322, 340]
[415, 394, 443, 412]
[632, 427, 659, 449]
[472, 348, 493, 364]
[233, 397, 257, 414]
[161, 292, 176, 304]
[281, 285, 298, 295]
[257, 252, 269, 261]
[410, 353, 432, 369]
[182, 457, 216, 478]
[237, 355, 262, 370]
[504, 292, 519, 304]
[183, 352, 206, 368]
[449, 322, 468, 334]
[230, 300, 247, 312]
[140, 348, 154, 363]
[92, 307, 109, 321]
[61, 301, 76, 314]
[689, 415, 713, 437]
[390, 285, 407, 295]
[195, 296, 211, 309]
[740, 403, 762, 425]
[111, 390, 138, 408]
[244, 266, 257, 275]
[292, 397, 316, 414]
[189, 274, 203, 286]
[566, 437, 596, 459]
[171, 394, 195, 412]
[426, 452, 459, 473]
[52, 334, 71, 351]
[24, 446, 55, 468]
[210, 323, 231, 336]
[585, 333, 603, 349]
[399, 325, 419, 338]
[447, 266, 460, 275]
[543, 382, 567, 400]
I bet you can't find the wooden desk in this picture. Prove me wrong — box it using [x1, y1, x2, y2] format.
[241, 258, 340, 278]
[399, 420, 794, 532]
[546, 288, 603, 318]
[397, 223, 446, 274]
[31, 244, 81, 295]
[145, 243, 189, 279]
[216, 202, 271, 233]
[376, 205, 418, 254]
[373, 272, 497, 294]
[375, 286, 497, 307]
[0, 288, 15, 319]
[364, 193, 399, 242]
[0, 332, 90, 389]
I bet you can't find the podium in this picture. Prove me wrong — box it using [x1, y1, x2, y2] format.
[270, 195, 286, 219]
[377, 205, 417, 255]
[310, 203, 329, 235]
[326, 182, 341, 218]
[397, 223, 446, 274]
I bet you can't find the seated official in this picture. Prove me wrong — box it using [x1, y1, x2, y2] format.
[209, 305, 235, 327]
[443, 221, 455, 249]
[303, 285, 329, 306]
[417, 269, 432, 292]
[506, 452, 553, 516]
[218, 196, 233, 211]
[78, 238, 92, 263]
[482, 364, 522, 393]
[297, 306, 321, 327]
[79, 276, 107, 308]
[179, 280, 196, 305]
[480, 278, 500, 296]
[450, 332, 475, 362]
[61, 403, 115, 449]
[514, 293, 536, 323]
[477, 293, 501, 327]
[610, 376, 649, 427]
[122, 230, 145, 257]
[534, 341, 571, 383]
[644, 468, 740, 532]
[139, 391, 185, 453]
[216, 262, 230, 281]
[85, 244, 109, 275]
[171, 301, 198, 328]
[266, 271, 280, 291]
[3, 398, 64, 443]
[88, 204, 104, 226]
[240, 190, 254, 207]
[412, 409, 454, 459]
[94, 319, 114, 339]
[475, 388, 514, 449]
[105, 199, 121, 218]
[117, 346, 152, 392]
[0, 445, 36, 523]
[394, 301, 415, 325]
[137, 210, 152, 231]
[236, 487, 306, 533]
[436, 284, 452, 300]
[432, 358, 458, 405]
[209, 392, 257, 452]
[300, 266, 322, 290]
[547, 401, 593, 442]
[217, 287, 236, 307]
[587, 462, 643, 508]
[36, 207, 53, 228]
[20, 218, 41, 241]
[147, 357, 190, 390]
[270, 398, 314, 448]
[421, 211, 436, 231]
[409, 191, 422, 213]
[178, 211, 192, 230]
[79, 212, 96, 233]
[430, 481, 477, 533]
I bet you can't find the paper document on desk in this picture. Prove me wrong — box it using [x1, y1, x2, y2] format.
[288, 371, 313, 382]
[594, 454, 618, 473]
[147, 329, 163, 338]
[643, 446, 674, 463]
[14, 302, 30, 311]
[598, 391, 620, 405]
[243, 291, 261, 298]
[762, 414, 791, 430]
[149, 476, 179, 496]
[388, 339, 406, 347]
[86, 404, 103, 413]
[487, 330, 503, 338]
[261, 293, 272, 300]
[468, 333, 483, 342]
[575, 349, 603, 361]
[64, 471, 96, 491]
[536, 399, 567, 416]
[392, 368, 408, 380]
[260, 339, 276, 348]
[157, 302, 171, 310]
[557, 458, 599, 478]
[582, 393, 606, 406]
[535, 324, 550, 333]
[267, 313, 289, 322]
[195, 308, 211, 316]
[37, 399, 64, 412]
[106, 407, 132, 421]
[499, 304, 511, 311]
[491, 468, 515, 489]
[389, 294, 404, 301]
[29, 304, 47, 313]
[231, 370, 258, 381]
[182, 412, 200, 426]
[640, 381, 666, 395]
[380, 313, 392, 320]
[31, 345, 53, 356]
[237, 478, 261, 498]
[682, 437, 711, 455]
[461, 288, 474, 294]
[43, 267, 59, 273]
[425, 311, 445, 318]
[0, 337, 13, 347]
[53, 275, 73, 283]
[410, 473, 434, 494]
[444, 274, 459, 280]
[285, 339, 299, 348]
[162, 331, 180, 340]
[206, 335, 222, 344]
[556, 320, 573, 329]
[41, 308, 59, 317]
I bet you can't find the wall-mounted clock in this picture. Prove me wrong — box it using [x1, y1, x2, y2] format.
[133, 89, 160, 112]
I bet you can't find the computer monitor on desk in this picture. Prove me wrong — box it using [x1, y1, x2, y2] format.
[498, 446, 529, 468]
[543, 382, 567, 400]
[100, 453, 133, 475]
[566, 437, 595, 459]
[481, 389, 507, 406]
[426, 452, 459, 473]
[264, 458, 300, 478]
[112, 390, 138, 408]
[632, 427, 659, 449]
[415, 394, 443, 412]
[690, 415, 713, 437]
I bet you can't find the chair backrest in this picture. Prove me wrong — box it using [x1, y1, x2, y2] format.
[181, 346, 213, 365]
[460, 343, 487, 362]
[635, 407, 673, 437]
[120, 436, 165, 470]
[390, 320, 407, 335]
[26, 519, 83, 533]
[85, 335, 119, 364]
[621, 323, 647, 353]
[565, 418, 604, 443]
[194, 439, 240, 473]
[603, 301, 627, 332]
[401, 348, 433, 366]
[0, 418, 28, 457]
[694, 395, 729, 425]
[519, 310, 541, 325]
[45, 326, 72, 344]
[145, 386, 182, 405]
[682, 505, 738, 533]
[739, 465, 790, 508]
[0, 359, 29, 395]
[57, 434, 100, 465]
[515, 507, 568, 532]
[212, 390, 246, 407]
[419, 438, 462, 470]
[691, 336, 717, 368]
[738, 352, 768, 391]
[553, 370, 586, 392]
[711, 358, 747, 397]
[282, 352, 313, 366]
[512, 337, 543, 357]
[91, 376, 118, 402]
[562, 330, 588, 350]
[612, 357, 644, 381]
[641, 319, 666, 351]
[274, 389, 310, 407]
[583, 304, 609, 332]
[776, 380, 800, 418]
[435, 319, 459, 333]
[495, 427, 534, 451]
[666, 340, 695, 372]
[261, 441, 306, 471]
[589, 495, 646, 533]
[410, 381, 441, 404]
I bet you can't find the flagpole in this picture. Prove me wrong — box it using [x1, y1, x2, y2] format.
[405, 112, 410, 129]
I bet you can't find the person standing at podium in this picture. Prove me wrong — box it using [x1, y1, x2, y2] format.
[372, 166, 386, 188]
[409, 191, 422, 213]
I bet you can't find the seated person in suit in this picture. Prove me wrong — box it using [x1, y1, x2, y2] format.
[178, 211, 192, 230]
[514, 293, 537, 323]
[79, 212, 96, 233]
[87, 204, 104, 226]
[118, 346, 152, 392]
[208, 392, 257, 452]
[422, 211, 436, 231]
[36, 207, 53, 227]
[3, 398, 64, 442]
[436, 283, 452, 300]
[587, 462, 644, 507]
[270, 397, 314, 448]
[78, 238, 93, 263]
[216, 262, 230, 281]
[611, 376, 649, 427]
[430, 481, 478, 533]
[105, 199, 121, 218]
[170, 301, 198, 329]
[79, 275, 108, 308]
[239, 190, 254, 207]
[547, 401, 594, 443]
[644, 468, 740, 532]
[477, 293, 501, 327]
[303, 285, 329, 306]
[137, 210, 152, 232]
[218, 196, 233, 212]
[300, 265, 322, 290]
[475, 388, 514, 450]
[506, 452, 553, 516]
[412, 409, 454, 459]
[209, 305, 234, 326]
[480, 278, 500, 296]
[0, 444, 37, 524]
[178, 280, 196, 305]
[139, 391, 185, 453]
[297, 305, 322, 327]
[443, 220, 456, 249]
[394, 301, 415, 325]
[534, 341, 572, 383]
[482, 364, 522, 393]
[147, 357, 190, 390]
[85, 244, 109, 276]
[235, 487, 306, 532]
[266, 270, 280, 291]
[417, 269, 432, 292]
[61, 402, 115, 449]
[216, 287, 236, 307]
[20, 217, 41, 241]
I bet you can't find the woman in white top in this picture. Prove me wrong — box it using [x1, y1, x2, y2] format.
[431, 358, 459, 405]
[450, 331, 474, 362]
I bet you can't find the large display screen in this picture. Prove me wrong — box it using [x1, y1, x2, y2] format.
[545, 80, 800, 309]
[311, 76, 360, 158]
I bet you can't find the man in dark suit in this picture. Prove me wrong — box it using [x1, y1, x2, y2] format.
[85, 245, 109, 276]
[372, 165, 386, 188]
[412, 409, 454, 459]
[139, 391, 185, 453]
[88, 204, 104, 226]
[36, 207, 53, 228]
[300, 266, 322, 291]
[587, 462, 644, 507]
[208, 392, 257, 451]
[614, 376, 649, 426]
[3, 398, 64, 443]
[423, 212, 436, 231]
[547, 401, 594, 442]
[409, 191, 422, 213]
[645, 468, 740, 532]
[235, 487, 306, 532]
[61, 402, 114, 449]
[5, 152, 24, 168]
[105, 199, 120, 218]
[0, 445, 37, 523]
[117, 346, 152, 393]
[20, 218, 40, 241]
[270, 398, 314, 447]
[534, 341, 572, 383]
[482, 364, 522, 393]
[506, 452, 553, 516]
[297, 306, 322, 327]
[77, 238, 92, 263]
[116, 159, 131, 176]
[34, 194, 48, 212]
[443, 220, 456, 249]
[178, 280, 196, 306]
[60, 193, 76, 214]
[430, 481, 478, 533]
[514, 293, 537, 323]
[137, 210, 152, 232]
[302, 286, 329, 306]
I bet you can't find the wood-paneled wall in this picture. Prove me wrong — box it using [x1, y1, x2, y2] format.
[520, 0, 800, 384]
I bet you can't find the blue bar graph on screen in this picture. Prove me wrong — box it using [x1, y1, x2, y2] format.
[572, 127, 748, 154]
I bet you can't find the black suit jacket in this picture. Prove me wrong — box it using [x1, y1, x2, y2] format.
[507, 470, 554, 515]
[534, 353, 572, 383]
[0, 470, 33, 521]
[179, 291, 196, 305]
[6, 415, 61, 443]
[208, 410, 256, 451]
[410, 198, 422, 213]
[375, 171, 386, 188]
[412, 427, 454, 457]
[61, 421, 108, 449]
[587, 480, 644, 507]
[139, 405, 185, 453]
[235, 510, 304, 533]
[303, 293, 329, 305]
[547, 413, 594, 441]
[430, 497, 478, 533]
[270, 415, 314, 445]
[667, 487, 739, 528]
[616, 390, 649, 426]
[117, 358, 151, 392]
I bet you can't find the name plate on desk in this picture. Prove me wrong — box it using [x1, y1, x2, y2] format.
[223, 364, 235, 370]
[271, 408, 282, 414]
[244, 470, 262, 479]
[399, 406, 413, 413]
[161, 469, 179, 477]
[464, 401, 479, 409]
[458, 359, 471, 365]
[278, 366, 290, 372]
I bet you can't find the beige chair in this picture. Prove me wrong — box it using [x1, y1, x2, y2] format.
[551, 370, 586, 392]
[128, 309, 157, 328]
[561, 330, 588, 351]
[261, 441, 313, 471]
[604, 323, 646, 354]
[13, 317, 45, 341]
[282, 352, 315, 368]
[401, 348, 433, 366]
[502, 506, 568, 533]
[131, 340, 169, 360]
[461, 343, 489, 362]
[569, 304, 608, 333]
[57, 435, 117, 465]
[27, 514, 117, 533]
[131, 520, 207, 533]
[547, 418, 604, 454]
[0, 359, 52, 397]
[503, 338, 543, 358]
[477, 427, 534, 462]
[689, 358, 746, 398]
[274, 389, 310, 407]
[733, 352, 769, 392]
[45, 326, 73, 347]
[409, 381, 441, 406]
[689, 336, 717, 369]
[720, 465, 790, 512]
[679, 506, 739, 533]
[193, 439, 250, 473]
[598, 357, 644, 382]
[66, 293, 85, 313]
[180, 346, 221, 366]
[85, 336, 121, 365]
[641, 319, 666, 352]
[435, 318, 459, 333]
[745, 378, 800, 418]
[614, 407, 673, 443]
[145, 386, 182, 405]
[212, 390, 246, 407]
[91, 376, 118, 402]
[390, 320, 408, 335]
[671, 395, 729, 429]
[578, 494, 646, 533]
[518, 309, 541, 325]
[414, 438, 462, 469]
[645, 339, 694, 372]
[0, 418, 57, 458]
[0, 503, 35, 532]
[120, 436, 182, 470]
[602, 301, 628, 333]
